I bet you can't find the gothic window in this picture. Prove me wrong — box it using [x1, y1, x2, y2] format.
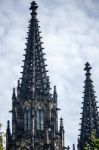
[24, 106, 31, 131]
[36, 109, 44, 130]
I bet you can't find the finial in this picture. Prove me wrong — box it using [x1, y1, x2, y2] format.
[84, 62, 92, 76]
[30, 1, 38, 14]
[84, 62, 92, 71]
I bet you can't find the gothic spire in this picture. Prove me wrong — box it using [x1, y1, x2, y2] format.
[78, 62, 99, 149]
[6, 1, 68, 150]
[12, 88, 16, 101]
[20, 1, 50, 99]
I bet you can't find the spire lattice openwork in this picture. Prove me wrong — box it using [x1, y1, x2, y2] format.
[20, 1, 50, 100]
[78, 62, 99, 149]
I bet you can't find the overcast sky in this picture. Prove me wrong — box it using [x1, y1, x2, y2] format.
[0, 0, 99, 148]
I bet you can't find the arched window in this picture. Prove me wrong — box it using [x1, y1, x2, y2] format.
[24, 106, 31, 131]
[36, 110, 44, 130]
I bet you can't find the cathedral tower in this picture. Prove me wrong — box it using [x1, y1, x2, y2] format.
[78, 62, 99, 149]
[6, 1, 66, 150]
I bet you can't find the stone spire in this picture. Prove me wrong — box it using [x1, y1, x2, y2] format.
[20, 1, 50, 100]
[78, 62, 99, 149]
[6, 1, 67, 150]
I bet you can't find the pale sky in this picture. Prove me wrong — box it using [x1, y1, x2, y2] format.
[0, 0, 99, 149]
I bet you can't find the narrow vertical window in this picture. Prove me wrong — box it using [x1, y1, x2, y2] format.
[36, 110, 44, 130]
[24, 107, 31, 131]
[40, 110, 44, 130]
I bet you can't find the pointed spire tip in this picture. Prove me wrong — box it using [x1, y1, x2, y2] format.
[84, 62, 92, 71]
[30, 1, 38, 10]
[12, 87, 16, 100]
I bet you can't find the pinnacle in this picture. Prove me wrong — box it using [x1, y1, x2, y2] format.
[12, 87, 16, 100]
[60, 117, 63, 127]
